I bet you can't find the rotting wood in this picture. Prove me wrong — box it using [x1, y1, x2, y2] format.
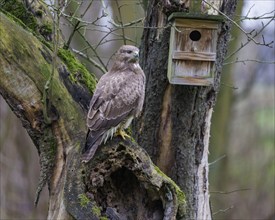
[65, 138, 186, 219]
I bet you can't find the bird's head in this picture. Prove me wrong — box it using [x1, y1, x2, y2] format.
[116, 45, 140, 64]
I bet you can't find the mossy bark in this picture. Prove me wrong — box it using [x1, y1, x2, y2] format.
[65, 138, 186, 219]
[0, 2, 186, 219]
[0, 10, 89, 218]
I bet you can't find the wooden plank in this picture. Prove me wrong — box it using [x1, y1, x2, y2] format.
[167, 54, 215, 85]
[174, 19, 219, 29]
[173, 60, 212, 78]
[168, 12, 223, 22]
[172, 51, 216, 61]
[167, 26, 176, 82]
[169, 76, 213, 86]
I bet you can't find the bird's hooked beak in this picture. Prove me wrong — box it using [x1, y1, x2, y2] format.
[134, 51, 139, 58]
[132, 51, 139, 62]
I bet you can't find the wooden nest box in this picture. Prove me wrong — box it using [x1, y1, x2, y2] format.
[167, 10, 223, 86]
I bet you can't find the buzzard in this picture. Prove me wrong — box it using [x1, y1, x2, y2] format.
[82, 45, 145, 163]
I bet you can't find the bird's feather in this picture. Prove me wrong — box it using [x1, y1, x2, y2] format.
[82, 45, 145, 162]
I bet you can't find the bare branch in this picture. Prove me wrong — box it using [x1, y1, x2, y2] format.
[212, 206, 234, 216]
[202, 0, 274, 58]
[72, 49, 107, 74]
[114, 0, 126, 44]
[236, 9, 275, 21]
[108, 17, 144, 28]
[209, 154, 226, 166]
[224, 59, 275, 65]
[226, 17, 274, 60]
[42, 0, 61, 125]
[61, 10, 107, 25]
[220, 83, 238, 90]
[210, 188, 251, 195]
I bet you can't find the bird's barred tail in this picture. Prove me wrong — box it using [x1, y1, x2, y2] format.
[82, 131, 104, 163]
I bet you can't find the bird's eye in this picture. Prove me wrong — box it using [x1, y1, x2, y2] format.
[126, 50, 132, 54]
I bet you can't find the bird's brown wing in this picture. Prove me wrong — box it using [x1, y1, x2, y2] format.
[88, 71, 142, 130]
[82, 70, 143, 160]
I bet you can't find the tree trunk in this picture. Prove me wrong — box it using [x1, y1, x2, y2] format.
[0, 0, 237, 219]
[0, 1, 184, 219]
[209, 2, 244, 215]
[133, 1, 237, 219]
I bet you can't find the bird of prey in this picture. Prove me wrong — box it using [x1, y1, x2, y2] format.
[82, 45, 145, 163]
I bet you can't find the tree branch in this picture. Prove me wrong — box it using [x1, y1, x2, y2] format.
[0, 10, 185, 219]
[0, 11, 90, 214]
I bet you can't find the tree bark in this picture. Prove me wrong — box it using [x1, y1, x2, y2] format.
[133, 1, 238, 219]
[0, 0, 238, 219]
[0, 1, 185, 219]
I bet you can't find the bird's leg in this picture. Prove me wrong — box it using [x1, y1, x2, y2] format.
[116, 128, 131, 140]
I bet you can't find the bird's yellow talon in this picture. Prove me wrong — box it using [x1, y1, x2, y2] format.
[116, 129, 131, 140]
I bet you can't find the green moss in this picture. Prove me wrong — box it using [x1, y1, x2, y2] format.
[58, 48, 97, 93]
[154, 165, 186, 208]
[35, 9, 43, 17]
[153, 165, 166, 177]
[92, 205, 101, 217]
[40, 22, 53, 36]
[100, 217, 108, 220]
[78, 194, 90, 207]
[175, 187, 186, 213]
[1, 0, 38, 31]
[1, 0, 53, 50]
[78, 194, 103, 217]
[40, 63, 52, 78]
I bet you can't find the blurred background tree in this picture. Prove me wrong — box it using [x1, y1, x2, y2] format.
[210, 0, 275, 219]
[0, 0, 274, 219]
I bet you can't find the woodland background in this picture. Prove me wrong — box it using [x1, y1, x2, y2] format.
[0, 0, 274, 219]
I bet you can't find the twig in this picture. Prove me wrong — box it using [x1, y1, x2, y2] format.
[109, 18, 144, 28]
[97, 37, 137, 47]
[220, 83, 238, 90]
[202, 0, 274, 57]
[243, 3, 255, 20]
[210, 188, 251, 194]
[212, 206, 234, 216]
[65, 0, 94, 47]
[76, 29, 108, 73]
[43, 0, 149, 75]
[94, 27, 135, 50]
[236, 9, 275, 21]
[224, 59, 275, 65]
[115, 0, 126, 45]
[106, 51, 117, 67]
[209, 154, 226, 166]
[72, 48, 107, 74]
[226, 17, 274, 60]
[42, 0, 61, 125]
[62, 11, 107, 25]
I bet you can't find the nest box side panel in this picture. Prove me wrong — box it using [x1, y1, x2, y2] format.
[167, 23, 176, 82]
